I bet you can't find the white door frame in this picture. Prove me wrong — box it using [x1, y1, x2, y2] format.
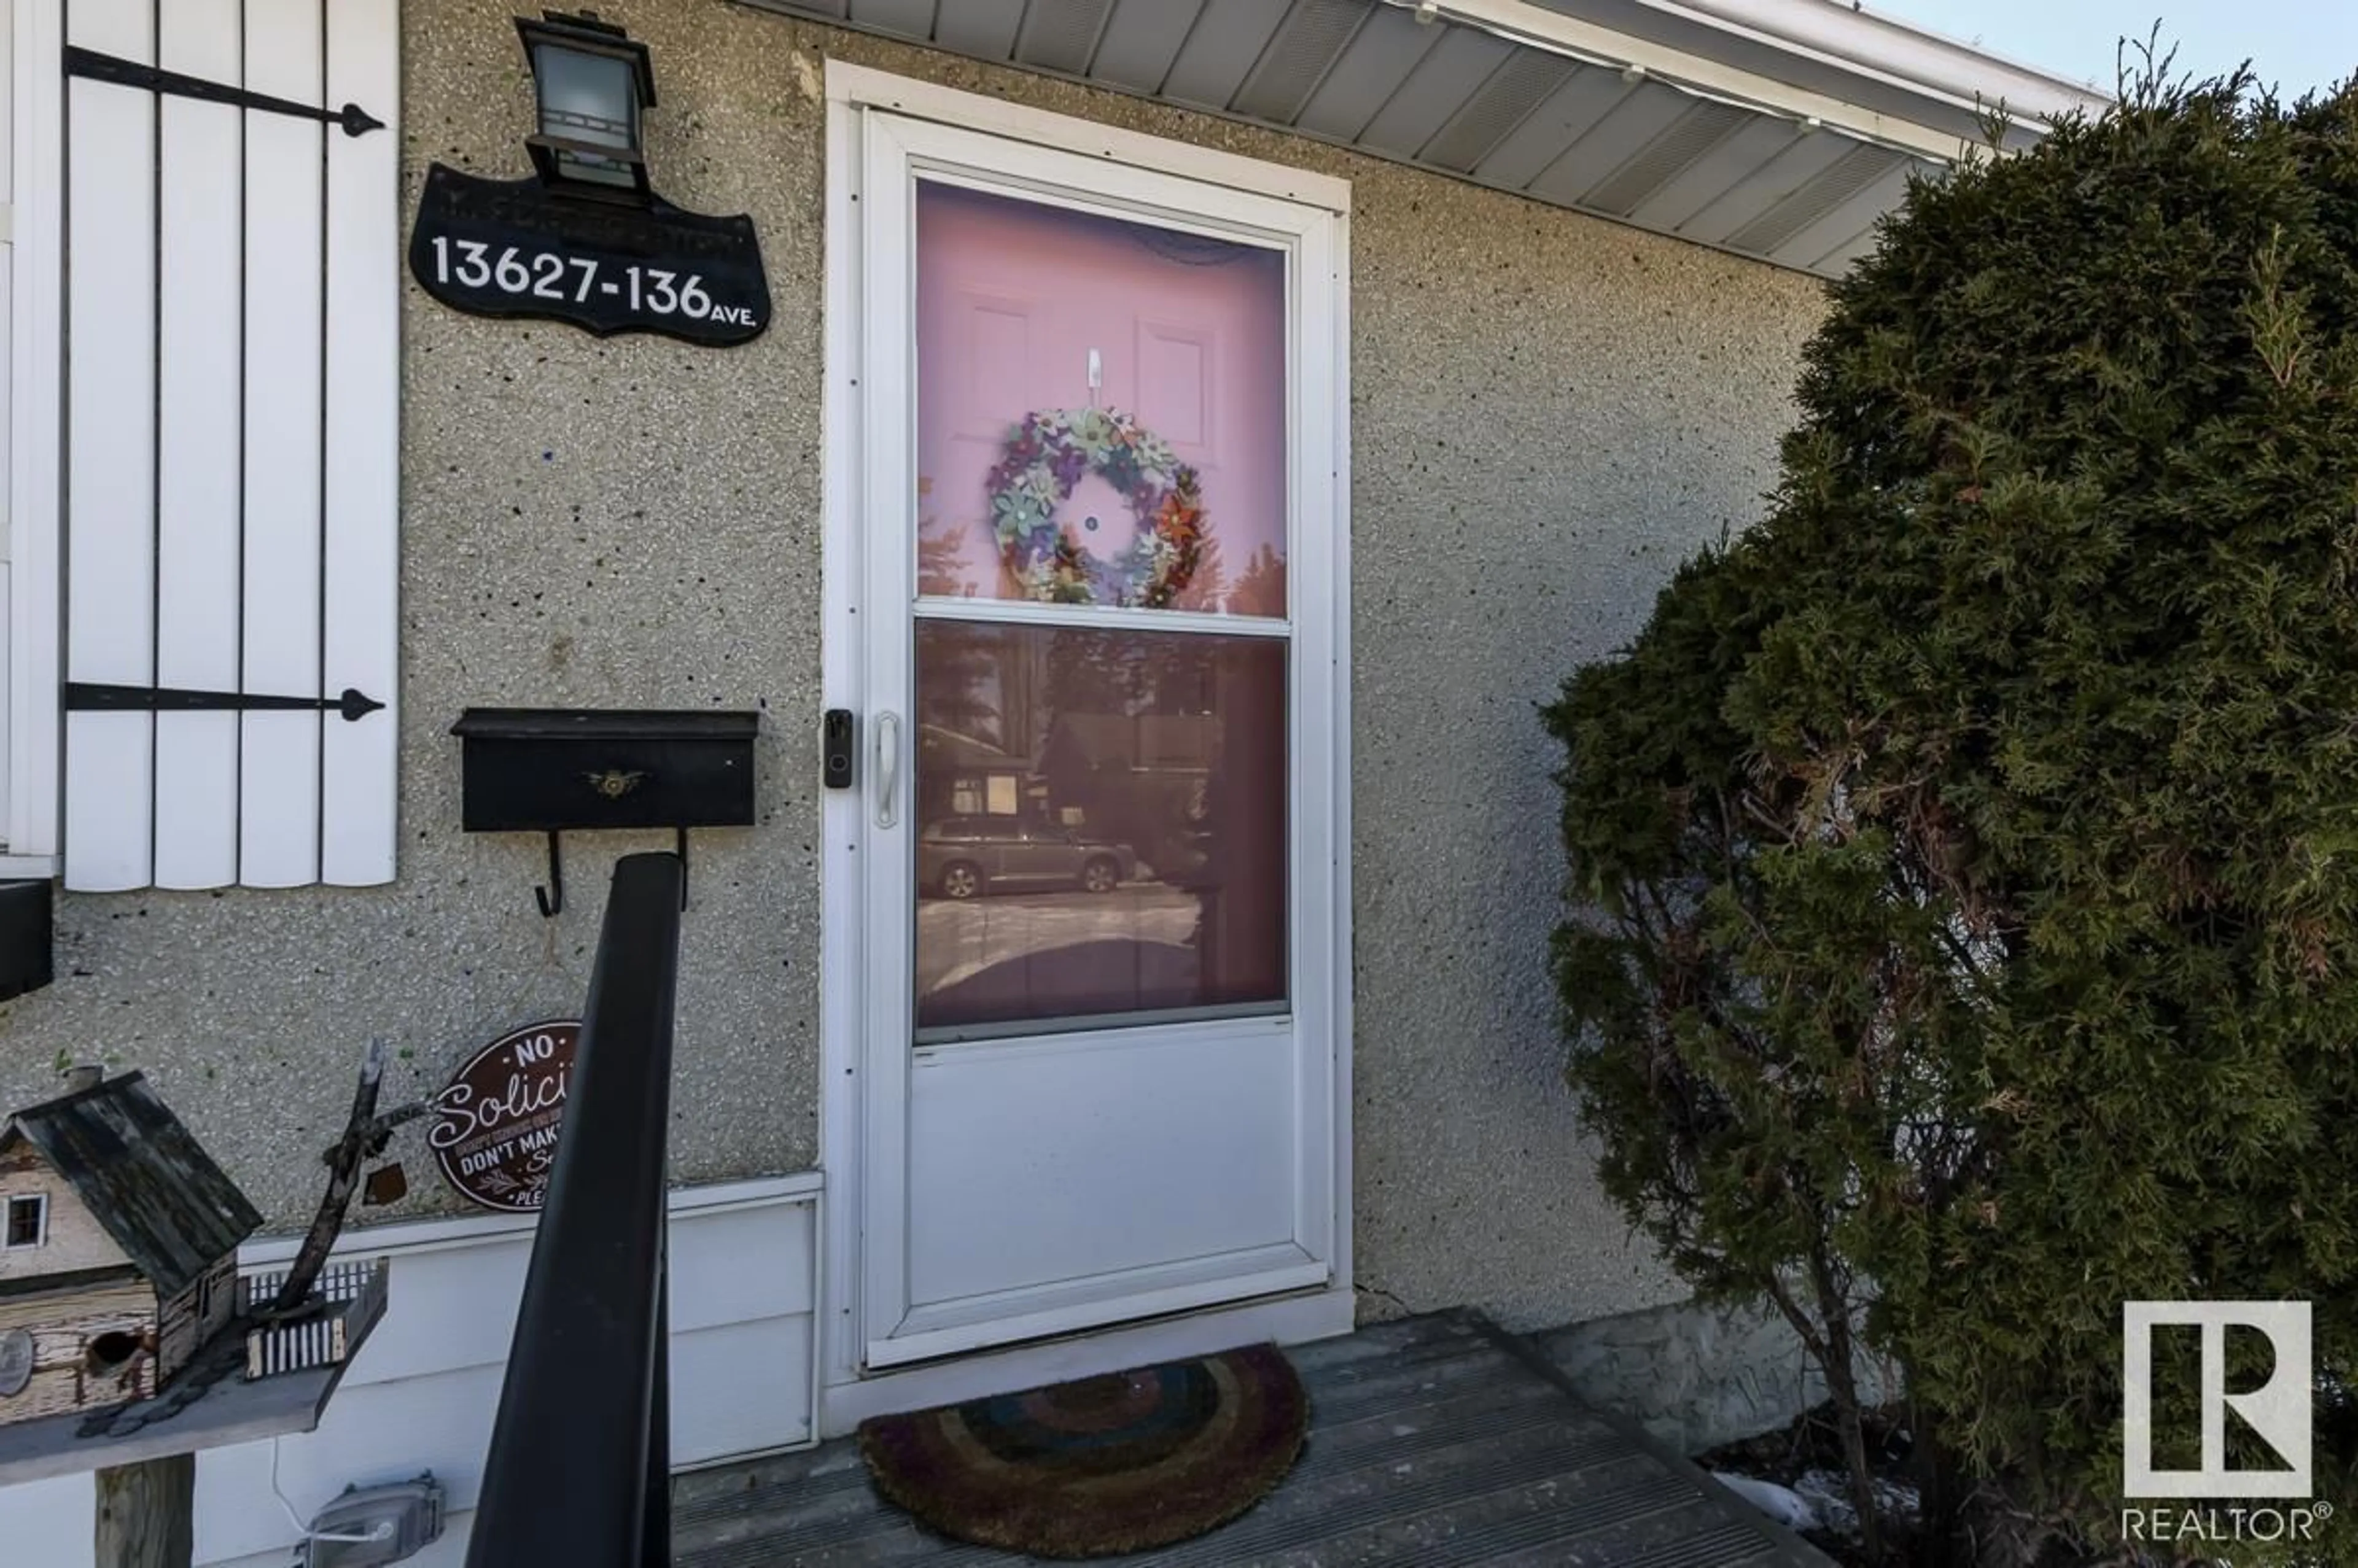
[816, 63, 1355, 1424]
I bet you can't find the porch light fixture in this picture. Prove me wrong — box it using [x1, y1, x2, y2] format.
[516, 9, 656, 198]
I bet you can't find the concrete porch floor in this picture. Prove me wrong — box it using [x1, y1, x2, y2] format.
[671, 1308, 1832, 1567]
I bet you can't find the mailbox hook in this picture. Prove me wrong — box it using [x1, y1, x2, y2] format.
[534, 833, 565, 918]
[531, 829, 689, 917]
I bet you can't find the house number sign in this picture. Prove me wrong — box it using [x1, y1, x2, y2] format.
[408, 165, 770, 346]
[430, 1020, 578, 1213]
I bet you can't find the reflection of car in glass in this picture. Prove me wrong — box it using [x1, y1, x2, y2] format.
[918, 817, 1138, 899]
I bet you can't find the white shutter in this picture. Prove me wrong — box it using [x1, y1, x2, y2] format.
[61, 0, 154, 892]
[0, 0, 19, 848]
[62, 0, 399, 891]
[320, 0, 400, 888]
[155, 0, 243, 888]
[236, 0, 326, 888]
[6, 0, 64, 867]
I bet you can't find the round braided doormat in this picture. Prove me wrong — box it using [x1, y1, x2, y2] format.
[856, 1344, 1308, 1558]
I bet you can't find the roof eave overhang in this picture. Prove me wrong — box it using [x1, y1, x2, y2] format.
[737, 0, 2114, 279]
[1420, 0, 2111, 163]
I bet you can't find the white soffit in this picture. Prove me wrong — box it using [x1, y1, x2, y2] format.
[747, 0, 2112, 279]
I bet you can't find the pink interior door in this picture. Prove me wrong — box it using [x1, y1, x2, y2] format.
[869, 178, 1317, 1362]
[916, 182, 1288, 613]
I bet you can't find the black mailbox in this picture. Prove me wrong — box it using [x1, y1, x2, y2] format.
[0, 880, 53, 1002]
[452, 708, 759, 832]
[451, 708, 760, 915]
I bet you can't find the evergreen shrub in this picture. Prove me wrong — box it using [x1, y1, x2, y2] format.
[1547, 66, 2358, 1562]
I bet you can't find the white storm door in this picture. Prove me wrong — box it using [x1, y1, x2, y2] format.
[846, 108, 1345, 1370]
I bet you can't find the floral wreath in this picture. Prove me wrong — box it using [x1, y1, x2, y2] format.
[985, 406, 1205, 608]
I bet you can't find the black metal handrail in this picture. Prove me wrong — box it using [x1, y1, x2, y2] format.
[467, 852, 685, 1568]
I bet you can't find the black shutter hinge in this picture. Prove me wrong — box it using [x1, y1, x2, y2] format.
[65, 684, 386, 722]
[64, 46, 385, 138]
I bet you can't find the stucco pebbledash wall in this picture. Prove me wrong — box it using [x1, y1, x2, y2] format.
[0, 0, 832, 1219]
[0, 0, 1825, 1334]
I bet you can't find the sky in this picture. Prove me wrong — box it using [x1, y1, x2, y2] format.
[1868, 1, 2358, 99]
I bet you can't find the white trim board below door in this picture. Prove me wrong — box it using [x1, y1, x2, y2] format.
[819, 1287, 1356, 1438]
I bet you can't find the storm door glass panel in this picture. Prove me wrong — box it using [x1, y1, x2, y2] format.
[914, 623, 1286, 1036]
[914, 182, 1288, 616]
[912, 179, 1291, 1041]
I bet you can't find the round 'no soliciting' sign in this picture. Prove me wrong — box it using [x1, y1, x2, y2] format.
[429, 1020, 578, 1213]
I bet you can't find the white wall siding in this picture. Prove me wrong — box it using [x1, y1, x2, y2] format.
[0, 1177, 820, 1568]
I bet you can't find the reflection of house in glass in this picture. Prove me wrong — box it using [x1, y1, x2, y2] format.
[917, 710, 1221, 887]
[913, 621, 1286, 1029]
[1040, 712, 1218, 884]
[919, 722, 1030, 825]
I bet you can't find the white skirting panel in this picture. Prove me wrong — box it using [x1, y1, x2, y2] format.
[0, 1174, 822, 1568]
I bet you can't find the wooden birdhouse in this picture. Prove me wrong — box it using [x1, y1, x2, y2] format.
[0, 1069, 261, 1426]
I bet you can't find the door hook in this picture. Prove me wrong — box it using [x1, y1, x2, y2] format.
[534, 831, 565, 918]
